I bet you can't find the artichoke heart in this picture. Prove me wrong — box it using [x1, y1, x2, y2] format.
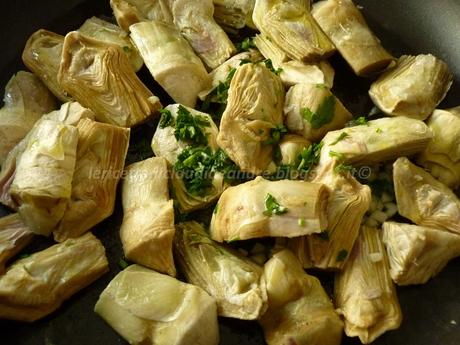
[369, 54, 452, 120]
[335, 226, 402, 344]
[0, 214, 34, 274]
[382, 221, 460, 286]
[53, 118, 130, 242]
[279, 60, 335, 88]
[213, 0, 256, 31]
[393, 157, 460, 235]
[130, 21, 210, 108]
[210, 177, 329, 242]
[312, 0, 394, 77]
[319, 117, 432, 167]
[217, 63, 285, 175]
[58, 31, 162, 128]
[170, 0, 236, 69]
[285, 83, 352, 142]
[252, 0, 335, 62]
[9, 119, 79, 236]
[0, 71, 56, 165]
[22, 29, 71, 102]
[78, 16, 143, 71]
[94, 264, 219, 345]
[417, 107, 460, 188]
[175, 221, 268, 320]
[260, 249, 343, 345]
[0, 232, 108, 322]
[279, 134, 311, 166]
[110, 0, 173, 32]
[253, 33, 289, 67]
[120, 157, 176, 276]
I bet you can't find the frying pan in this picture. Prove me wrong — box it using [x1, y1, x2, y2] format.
[0, 1, 459, 344]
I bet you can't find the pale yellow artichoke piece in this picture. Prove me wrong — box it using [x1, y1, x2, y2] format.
[417, 107, 460, 188]
[318, 117, 432, 167]
[288, 161, 371, 270]
[260, 249, 343, 345]
[285, 83, 352, 142]
[0, 232, 108, 322]
[198, 50, 263, 101]
[22, 29, 71, 102]
[312, 0, 394, 77]
[393, 157, 460, 235]
[213, 0, 256, 31]
[0, 214, 34, 274]
[279, 60, 335, 88]
[78, 16, 143, 71]
[58, 31, 162, 127]
[170, 0, 236, 69]
[130, 21, 210, 108]
[0, 71, 56, 165]
[279, 135, 311, 166]
[120, 157, 176, 276]
[335, 226, 402, 344]
[53, 118, 130, 242]
[94, 265, 219, 345]
[217, 63, 284, 175]
[9, 119, 78, 236]
[110, 0, 173, 32]
[253, 33, 290, 67]
[253, 0, 335, 62]
[369, 54, 452, 120]
[175, 221, 267, 319]
[210, 177, 329, 242]
[382, 221, 460, 286]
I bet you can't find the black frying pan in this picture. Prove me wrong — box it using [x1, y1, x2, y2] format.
[0, 1, 459, 344]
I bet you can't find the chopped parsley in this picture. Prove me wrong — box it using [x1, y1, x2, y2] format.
[298, 218, 306, 227]
[239, 58, 252, 66]
[376, 128, 383, 134]
[118, 258, 130, 270]
[329, 132, 350, 146]
[159, 109, 175, 128]
[336, 249, 349, 262]
[174, 105, 210, 145]
[261, 59, 283, 75]
[264, 125, 288, 145]
[122, 46, 132, 53]
[297, 142, 323, 175]
[263, 193, 288, 216]
[334, 163, 353, 174]
[213, 203, 219, 214]
[201, 67, 236, 116]
[316, 83, 328, 90]
[302, 96, 336, 129]
[347, 116, 368, 127]
[329, 150, 346, 160]
[236, 37, 255, 52]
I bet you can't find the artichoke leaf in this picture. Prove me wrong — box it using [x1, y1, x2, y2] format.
[94, 265, 219, 345]
[0, 232, 108, 322]
[120, 157, 176, 276]
[213, 0, 256, 31]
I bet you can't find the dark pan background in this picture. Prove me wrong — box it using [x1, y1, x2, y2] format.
[0, 1, 459, 344]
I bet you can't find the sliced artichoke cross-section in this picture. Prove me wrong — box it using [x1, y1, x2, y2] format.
[210, 177, 329, 242]
[130, 21, 210, 108]
[53, 118, 130, 242]
[120, 157, 176, 276]
[94, 265, 219, 345]
[0, 232, 108, 322]
[213, 0, 256, 31]
[58, 31, 162, 127]
[335, 226, 402, 344]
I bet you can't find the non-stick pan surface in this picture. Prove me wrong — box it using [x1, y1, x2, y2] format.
[0, 1, 459, 344]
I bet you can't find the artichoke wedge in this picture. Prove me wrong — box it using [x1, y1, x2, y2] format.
[169, 0, 236, 69]
[53, 118, 130, 242]
[120, 157, 176, 276]
[110, 0, 173, 32]
[393, 157, 460, 235]
[312, 0, 394, 77]
[369, 54, 452, 120]
[58, 31, 162, 127]
[260, 249, 343, 345]
[0, 71, 56, 165]
[130, 21, 210, 108]
[279, 135, 311, 166]
[213, 0, 256, 31]
[78, 16, 143, 71]
[94, 264, 219, 345]
[175, 221, 268, 320]
[288, 161, 371, 270]
[279, 60, 335, 88]
[217, 63, 285, 175]
[0, 232, 108, 322]
[417, 107, 460, 188]
[0, 214, 34, 274]
[285, 83, 352, 142]
[382, 221, 460, 286]
[10, 119, 78, 236]
[252, 0, 335, 62]
[253, 33, 289, 66]
[335, 226, 402, 344]
[318, 117, 432, 167]
[210, 177, 329, 242]
[22, 29, 70, 102]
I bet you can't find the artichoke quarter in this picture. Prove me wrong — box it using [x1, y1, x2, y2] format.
[94, 264, 219, 345]
[213, 0, 256, 31]
[58, 31, 162, 127]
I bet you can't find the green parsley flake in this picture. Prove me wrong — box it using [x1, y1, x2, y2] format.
[239, 58, 252, 66]
[213, 203, 218, 214]
[174, 105, 210, 145]
[262, 59, 283, 75]
[118, 258, 130, 270]
[297, 142, 323, 174]
[263, 193, 288, 216]
[376, 128, 383, 133]
[298, 218, 306, 227]
[347, 116, 368, 127]
[159, 109, 175, 128]
[315, 83, 328, 90]
[302, 96, 336, 129]
[236, 37, 255, 52]
[122, 46, 132, 53]
[336, 249, 349, 262]
[329, 132, 349, 146]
